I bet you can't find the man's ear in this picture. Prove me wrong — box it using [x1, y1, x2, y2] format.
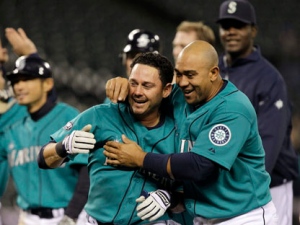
[251, 26, 258, 39]
[209, 66, 219, 82]
[43, 78, 54, 92]
[163, 83, 173, 98]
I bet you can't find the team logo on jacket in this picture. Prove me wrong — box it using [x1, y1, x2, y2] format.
[209, 124, 231, 146]
[64, 121, 73, 130]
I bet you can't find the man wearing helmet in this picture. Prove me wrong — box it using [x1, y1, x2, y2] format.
[104, 29, 161, 104]
[121, 29, 160, 77]
[0, 33, 28, 225]
[0, 28, 88, 225]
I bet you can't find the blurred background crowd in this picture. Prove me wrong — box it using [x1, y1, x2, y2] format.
[0, 0, 298, 111]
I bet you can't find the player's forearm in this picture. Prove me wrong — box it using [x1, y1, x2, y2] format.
[143, 152, 218, 182]
[143, 153, 173, 179]
[38, 142, 66, 169]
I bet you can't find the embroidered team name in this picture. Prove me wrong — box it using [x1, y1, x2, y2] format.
[209, 124, 231, 146]
[9, 146, 41, 167]
[179, 140, 195, 153]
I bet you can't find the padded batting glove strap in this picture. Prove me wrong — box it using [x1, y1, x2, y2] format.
[136, 189, 171, 221]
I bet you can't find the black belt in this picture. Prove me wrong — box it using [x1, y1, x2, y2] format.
[27, 207, 55, 219]
[96, 221, 114, 225]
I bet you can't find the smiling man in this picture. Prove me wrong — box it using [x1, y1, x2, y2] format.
[216, 1, 298, 224]
[103, 40, 278, 224]
[38, 52, 192, 225]
[0, 50, 88, 224]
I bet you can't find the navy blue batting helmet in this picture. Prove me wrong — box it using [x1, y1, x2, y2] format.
[123, 29, 160, 54]
[7, 55, 52, 82]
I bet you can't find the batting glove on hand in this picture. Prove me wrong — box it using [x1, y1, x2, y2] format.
[58, 215, 76, 225]
[136, 189, 171, 221]
[62, 124, 96, 154]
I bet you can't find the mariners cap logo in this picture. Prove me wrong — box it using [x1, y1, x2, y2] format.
[64, 121, 73, 130]
[209, 124, 231, 146]
[137, 34, 150, 48]
[227, 1, 237, 14]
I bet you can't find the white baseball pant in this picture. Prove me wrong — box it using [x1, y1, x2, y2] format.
[18, 208, 64, 225]
[85, 215, 180, 225]
[193, 201, 278, 225]
[270, 181, 293, 225]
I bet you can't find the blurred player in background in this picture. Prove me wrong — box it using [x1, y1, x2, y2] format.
[0, 31, 31, 225]
[216, 1, 299, 224]
[172, 21, 215, 64]
[0, 28, 88, 225]
[121, 29, 160, 77]
[171, 21, 215, 83]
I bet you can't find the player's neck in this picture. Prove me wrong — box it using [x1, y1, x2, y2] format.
[137, 111, 161, 128]
[225, 46, 254, 66]
[207, 79, 224, 102]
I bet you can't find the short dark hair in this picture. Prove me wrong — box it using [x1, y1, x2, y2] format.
[130, 52, 174, 86]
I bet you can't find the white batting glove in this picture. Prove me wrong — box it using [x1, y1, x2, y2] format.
[136, 189, 171, 221]
[58, 215, 76, 225]
[62, 124, 96, 154]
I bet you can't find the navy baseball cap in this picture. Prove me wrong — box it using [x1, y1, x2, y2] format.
[216, 0, 256, 25]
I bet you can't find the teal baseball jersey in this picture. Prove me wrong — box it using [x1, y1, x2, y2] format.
[51, 102, 191, 224]
[0, 99, 27, 130]
[171, 81, 272, 219]
[0, 103, 86, 210]
[0, 99, 27, 197]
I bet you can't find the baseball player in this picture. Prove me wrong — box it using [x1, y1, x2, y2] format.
[104, 29, 160, 104]
[171, 21, 215, 84]
[0, 32, 30, 225]
[172, 21, 215, 64]
[0, 28, 88, 225]
[103, 40, 278, 224]
[38, 52, 193, 225]
[216, 1, 299, 224]
[121, 29, 160, 77]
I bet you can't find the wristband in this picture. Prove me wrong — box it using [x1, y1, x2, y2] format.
[55, 141, 68, 158]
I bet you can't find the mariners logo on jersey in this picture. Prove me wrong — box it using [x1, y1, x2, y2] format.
[209, 124, 231, 146]
[64, 121, 73, 130]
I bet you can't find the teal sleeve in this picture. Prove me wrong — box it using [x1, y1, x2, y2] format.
[193, 113, 251, 170]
